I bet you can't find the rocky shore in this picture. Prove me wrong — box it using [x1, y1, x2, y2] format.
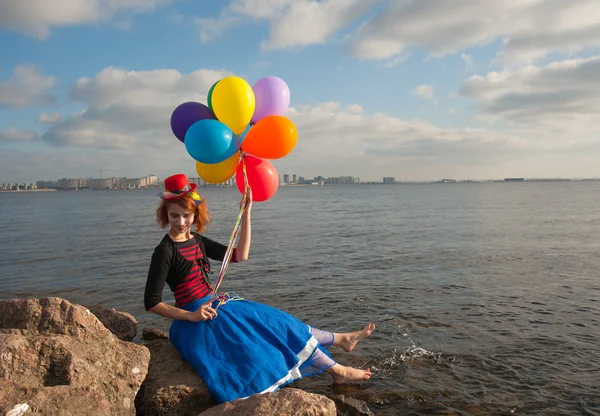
[0, 298, 375, 416]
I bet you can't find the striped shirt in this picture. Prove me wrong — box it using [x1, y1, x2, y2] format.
[173, 239, 211, 306]
[144, 233, 238, 311]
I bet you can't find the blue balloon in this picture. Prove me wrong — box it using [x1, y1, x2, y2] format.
[184, 119, 240, 164]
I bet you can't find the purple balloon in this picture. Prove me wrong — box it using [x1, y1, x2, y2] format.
[251, 76, 290, 124]
[170, 102, 216, 143]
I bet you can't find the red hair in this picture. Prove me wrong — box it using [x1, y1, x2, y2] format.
[156, 194, 211, 233]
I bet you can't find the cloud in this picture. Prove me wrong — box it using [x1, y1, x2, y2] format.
[383, 54, 410, 68]
[349, 0, 600, 65]
[68, 66, 228, 108]
[351, 33, 404, 60]
[287, 102, 529, 162]
[0, 0, 174, 39]
[461, 53, 475, 72]
[412, 84, 435, 100]
[346, 104, 364, 114]
[0, 147, 155, 183]
[0, 128, 38, 142]
[196, 15, 239, 42]
[276, 101, 551, 180]
[41, 66, 232, 149]
[259, 0, 376, 50]
[459, 55, 600, 139]
[22, 66, 524, 180]
[0, 66, 57, 109]
[317, 101, 342, 112]
[195, 0, 379, 50]
[36, 112, 63, 124]
[227, 0, 296, 19]
[166, 12, 184, 24]
[6, 63, 597, 182]
[192, 1, 600, 66]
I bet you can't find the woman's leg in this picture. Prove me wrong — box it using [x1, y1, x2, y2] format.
[309, 326, 335, 347]
[314, 323, 376, 352]
[307, 326, 373, 383]
[325, 364, 372, 383]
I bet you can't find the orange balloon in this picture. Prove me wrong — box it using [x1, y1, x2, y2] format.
[241, 115, 297, 159]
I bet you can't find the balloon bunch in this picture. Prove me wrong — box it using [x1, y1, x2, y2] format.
[170, 76, 296, 202]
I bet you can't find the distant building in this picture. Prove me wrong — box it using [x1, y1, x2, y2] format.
[2, 183, 37, 190]
[283, 174, 289, 184]
[36, 180, 58, 189]
[119, 175, 159, 189]
[325, 176, 356, 184]
[190, 177, 208, 187]
[145, 175, 159, 186]
[189, 176, 235, 186]
[292, 174, 297, 184]
[56, 174, 160, 189]
[88, 178, 114, 189]
[58, 178, 88, 189]
[383, 177, 396, 184]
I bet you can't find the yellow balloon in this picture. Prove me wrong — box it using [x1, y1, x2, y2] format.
[195, 151, 240, 184]
[212, 76, 255, 135]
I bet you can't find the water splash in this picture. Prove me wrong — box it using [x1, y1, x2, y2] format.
[400, 345, 442, 362]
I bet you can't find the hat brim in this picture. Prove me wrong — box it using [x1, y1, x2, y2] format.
[157, 183, 198, 200]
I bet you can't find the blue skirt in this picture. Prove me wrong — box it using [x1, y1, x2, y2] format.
[169, 294, 335, 403]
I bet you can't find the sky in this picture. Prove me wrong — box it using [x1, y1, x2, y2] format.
[1, 0, 600, 183]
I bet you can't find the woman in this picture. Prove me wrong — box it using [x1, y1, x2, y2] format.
[144, 173, 375, 403]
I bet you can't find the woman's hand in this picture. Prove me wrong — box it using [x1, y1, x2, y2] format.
[187, 301, 218, 322]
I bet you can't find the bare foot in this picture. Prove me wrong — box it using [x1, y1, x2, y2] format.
[335, 323, 376, 352]
[328, 364, 372, 384]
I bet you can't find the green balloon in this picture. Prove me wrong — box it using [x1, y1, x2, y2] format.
[207, 81, 219, 112]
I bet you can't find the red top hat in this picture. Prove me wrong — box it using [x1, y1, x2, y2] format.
[157, 174, 198, 200]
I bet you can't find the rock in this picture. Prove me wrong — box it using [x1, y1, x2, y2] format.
[0, 381, 114, 415]
[85, 304, 138, 342]
[143, 327, 169, 341]
[332, 394, 375, 416]
[0, 298, 150, 416]
[135, 339, 216, 416]
[5, 402, 29, 416]
[198, 388, 336, 416]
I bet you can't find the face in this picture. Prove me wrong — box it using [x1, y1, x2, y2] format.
[167, 203, 195, 235]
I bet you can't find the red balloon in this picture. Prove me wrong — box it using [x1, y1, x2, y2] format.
[236, 155, 279, 202]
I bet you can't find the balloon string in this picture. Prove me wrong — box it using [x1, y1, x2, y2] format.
[211, 154, 249, 296]
[212, 292, 244, 311]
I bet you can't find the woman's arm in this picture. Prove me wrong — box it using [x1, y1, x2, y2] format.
[145, 241, 217, 322]
[148, 302, 194, 320]
[235, 187, 252, 261]
[148, 301, 217, 322]
[200, 188, 253, 262]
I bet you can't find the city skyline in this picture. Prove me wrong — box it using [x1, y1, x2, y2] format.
[3, 171, 600, 191]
